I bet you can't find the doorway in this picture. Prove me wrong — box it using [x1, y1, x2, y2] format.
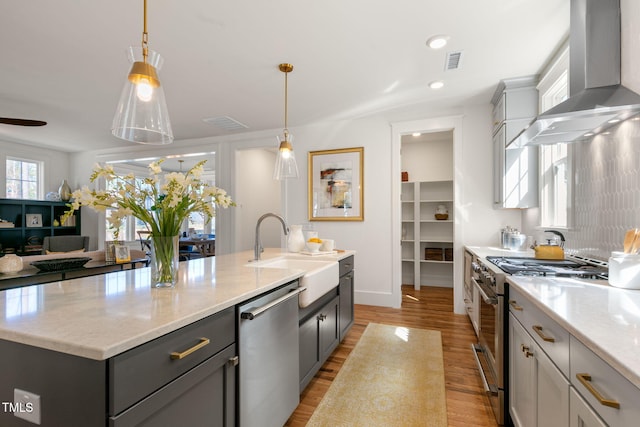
[391, 116, 464, 312]
[401, 131, 454, 290]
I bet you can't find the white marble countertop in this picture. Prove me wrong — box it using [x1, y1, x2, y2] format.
[507, 276, 640, 390]
[0, 248, 355, 361]
[465, 245, 640, 390]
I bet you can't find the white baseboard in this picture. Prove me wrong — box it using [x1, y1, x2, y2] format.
[354, 290, 397, 308]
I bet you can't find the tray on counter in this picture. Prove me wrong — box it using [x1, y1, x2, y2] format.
[30, 257, 92, 272]
[298, 250, 338, 256]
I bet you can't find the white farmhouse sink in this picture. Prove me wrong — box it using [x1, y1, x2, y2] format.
[247, 256, 339, 307]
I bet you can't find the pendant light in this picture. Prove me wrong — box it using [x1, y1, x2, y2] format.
[273, 63, 299, 180]
[112, 0, 174, 144]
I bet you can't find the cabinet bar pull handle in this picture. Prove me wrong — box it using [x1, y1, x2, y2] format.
[532, 325, 555, 342]
[576, 373, 620, 409]
[509, 300, 523, 311]
[170, 337, 210, 360]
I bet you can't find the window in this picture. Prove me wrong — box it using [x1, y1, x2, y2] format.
[538, 45, 570, 228]
[6, 158, 42, 199]
[105, 176, 153, 241]
[104, 168, 216, 242]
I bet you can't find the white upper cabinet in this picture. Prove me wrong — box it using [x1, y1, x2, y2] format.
[492, 77, 539, 209]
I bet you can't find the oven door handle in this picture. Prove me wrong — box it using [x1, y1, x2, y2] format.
[471, 344, 490, 392]
[471, 344, 499, 395]
[472, 277, 498, 305]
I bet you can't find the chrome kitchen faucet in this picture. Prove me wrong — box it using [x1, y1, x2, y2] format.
[253, 213, 289, 261]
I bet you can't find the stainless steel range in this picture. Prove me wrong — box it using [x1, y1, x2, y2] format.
[486, 256, 608, 279]
[470, 254, 608, 425]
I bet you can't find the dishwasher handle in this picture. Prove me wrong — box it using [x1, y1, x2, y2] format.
[240, 287, 307, 320]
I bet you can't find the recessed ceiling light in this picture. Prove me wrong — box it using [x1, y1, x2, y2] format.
[583, 132, 594, 137]
[429, 81, 444, 90]
[608, 119, 621, 124]
[412, 132, 421, 137]
[426, 35, 449, 50]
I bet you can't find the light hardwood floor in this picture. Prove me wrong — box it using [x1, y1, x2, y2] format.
[285, 285, 498, 427]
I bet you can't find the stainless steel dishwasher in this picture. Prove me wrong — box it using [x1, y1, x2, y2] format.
[239, 281, 305, 427]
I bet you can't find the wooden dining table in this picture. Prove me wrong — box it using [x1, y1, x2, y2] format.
[179, 237, 215, 257]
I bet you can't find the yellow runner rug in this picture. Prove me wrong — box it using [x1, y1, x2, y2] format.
[307, 323, 448, 427]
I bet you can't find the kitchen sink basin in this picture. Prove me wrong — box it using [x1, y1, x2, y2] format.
[247, 256, 339, 307]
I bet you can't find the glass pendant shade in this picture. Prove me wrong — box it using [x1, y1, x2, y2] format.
[112, 47, 174, 144]
[273, 133, 299, 180]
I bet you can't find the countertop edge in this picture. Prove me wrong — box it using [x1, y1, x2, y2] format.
[0, 248, 357, 360]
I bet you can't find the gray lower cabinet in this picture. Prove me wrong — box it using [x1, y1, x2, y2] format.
[109, 306, 237, 427]
[299, 291, 340, 391]
[110, 344, 236, 427]
[299, 255, 355, 392]
[338, 256, 354, 341]
[0, 306, 237, 427]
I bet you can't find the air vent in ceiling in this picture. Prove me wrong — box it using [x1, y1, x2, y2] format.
[202, 116, 249, 131]
[445, 51, 463, 71]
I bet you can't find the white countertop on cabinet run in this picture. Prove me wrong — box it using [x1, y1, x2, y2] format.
[0, 248, 355, 361]
[466, 245, 640, 389]
[509, 274, 640, 391]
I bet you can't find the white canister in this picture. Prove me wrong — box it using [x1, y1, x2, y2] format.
[0, 254, 23, 273]
[608, 251, 640, 289]
[287, 225, 306, 252]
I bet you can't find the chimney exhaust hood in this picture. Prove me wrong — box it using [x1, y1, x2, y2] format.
[509, 0, 640, 148]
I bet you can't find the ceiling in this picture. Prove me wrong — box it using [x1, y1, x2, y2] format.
[0, 0, 569, 153]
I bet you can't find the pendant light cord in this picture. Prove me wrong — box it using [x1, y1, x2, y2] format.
[142, 0, 149, 63]
[283, 70, 289, 135]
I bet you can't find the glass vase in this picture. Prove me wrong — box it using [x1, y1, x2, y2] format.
[150, 235, 179, 288]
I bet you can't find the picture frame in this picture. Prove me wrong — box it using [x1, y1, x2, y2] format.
[114, 245, 131, 264]
[105, 240, 123, 264]
[308, 147, 364, 221]
[25, 213, 43, 228]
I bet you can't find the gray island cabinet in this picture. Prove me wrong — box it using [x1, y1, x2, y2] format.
[0, 249, 356, 427]
[0, 307, 237, 427]
[299, 255, 354, 391]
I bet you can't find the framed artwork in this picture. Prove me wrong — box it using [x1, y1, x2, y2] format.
[308, 147, 364, 221]
[26, 213, 43, 227]
[115, 245, 131, 263]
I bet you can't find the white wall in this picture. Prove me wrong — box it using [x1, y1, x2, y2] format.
[0, 140, 71, 198]
[460, 105, 521, 247]
[401, 133, 454, 182]
[235, 148, 282, 252]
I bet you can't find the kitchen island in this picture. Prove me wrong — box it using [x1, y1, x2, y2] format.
[0, 248, 355, 426]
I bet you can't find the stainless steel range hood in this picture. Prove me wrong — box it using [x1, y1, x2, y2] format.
[509, 0, 640, 148]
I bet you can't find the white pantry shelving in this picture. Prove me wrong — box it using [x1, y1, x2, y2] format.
[401, 180, 454, 289]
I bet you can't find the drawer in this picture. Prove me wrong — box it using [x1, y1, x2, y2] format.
[570, 336, 640, 427]
[508, 286, 569, 377]
[109, 306, 235, 415]
[339, 255, 354, 277]
[110, 344, 236, 427]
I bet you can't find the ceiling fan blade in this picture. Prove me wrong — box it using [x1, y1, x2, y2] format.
[0, 118, 47, 126]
